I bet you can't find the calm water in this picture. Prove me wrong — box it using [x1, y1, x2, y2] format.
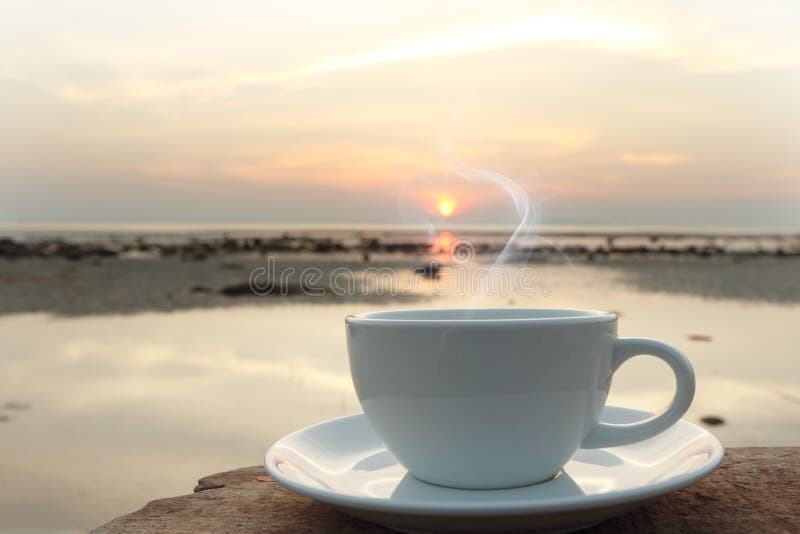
[1, 260, 799, 530]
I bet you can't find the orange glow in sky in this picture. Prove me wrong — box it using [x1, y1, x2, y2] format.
[437, 198, 456, 217]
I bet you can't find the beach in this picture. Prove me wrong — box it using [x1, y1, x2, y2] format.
[1, 227, 799, 530]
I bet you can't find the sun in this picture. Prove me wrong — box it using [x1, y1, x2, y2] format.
[437, 198, 456, 217]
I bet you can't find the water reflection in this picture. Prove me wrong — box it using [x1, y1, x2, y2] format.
[0, 263, 799, 529]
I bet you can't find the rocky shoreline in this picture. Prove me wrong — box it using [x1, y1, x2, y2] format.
[2, 230, 799, 262]
[3, 230, 800, 316]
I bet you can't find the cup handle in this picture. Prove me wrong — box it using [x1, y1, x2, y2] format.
[582, 337, 695, 449]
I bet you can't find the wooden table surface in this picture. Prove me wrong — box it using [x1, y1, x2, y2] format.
[95, 447, 799, 533]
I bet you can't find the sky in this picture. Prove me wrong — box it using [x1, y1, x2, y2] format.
[1, 1, 799, 227]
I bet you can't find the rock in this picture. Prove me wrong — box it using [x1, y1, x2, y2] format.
[688, 334, 713, 342]
[413, 262, 441, 279]
[386, 243, 429, 254]
[311, 239, 346, 253]
[86, 246, 119, 258]
[0, 238, 31, 258]
[58, 243, 84, 261]
[220, 283, 258, 297]
[361, 238, 381, 252]
[221, 238, 240, 253]
[3, 401, 31, 411]
[700, 415, 726, 426]
[219, 281, 304, 297]
[95, 448, 800, 533]
[180, 244, 212, 261]
[190, 286, 212, 294]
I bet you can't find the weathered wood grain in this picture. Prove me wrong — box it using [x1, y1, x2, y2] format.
[95, 447, 799, 533]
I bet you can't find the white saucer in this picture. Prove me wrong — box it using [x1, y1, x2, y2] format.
[265, 406, 723, 533]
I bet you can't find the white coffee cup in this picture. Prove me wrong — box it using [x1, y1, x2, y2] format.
[346, 308, 695, 490]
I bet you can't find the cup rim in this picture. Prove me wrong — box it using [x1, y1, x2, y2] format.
[346, 308, 617, 326]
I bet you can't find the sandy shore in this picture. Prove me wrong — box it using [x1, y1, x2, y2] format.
[0, 250, 798, 316]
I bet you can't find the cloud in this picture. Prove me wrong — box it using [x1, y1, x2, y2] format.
[618, 152, 692, 165]
[301, 15, 663, 77]
[34, 14, 665, 104]
[527, 130, 597, 157]
[221, 142, 439, 187]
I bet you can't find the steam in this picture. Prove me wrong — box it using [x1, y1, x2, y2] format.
[441, 146, 539, 272]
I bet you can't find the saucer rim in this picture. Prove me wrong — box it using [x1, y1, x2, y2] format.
[265, 407, 724, 517]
